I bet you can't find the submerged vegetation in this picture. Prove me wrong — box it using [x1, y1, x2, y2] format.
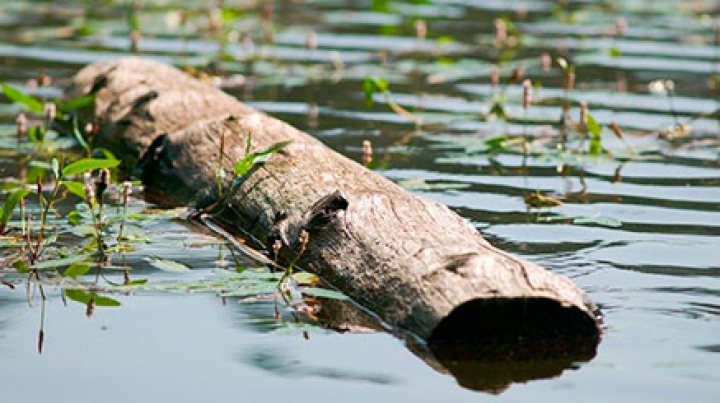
[0, 79, 343, 352]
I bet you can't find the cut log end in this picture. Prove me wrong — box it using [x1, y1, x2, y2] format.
[428, 297, 601, 345]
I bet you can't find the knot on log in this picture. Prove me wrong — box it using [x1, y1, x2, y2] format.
[303, 191, 349, 232]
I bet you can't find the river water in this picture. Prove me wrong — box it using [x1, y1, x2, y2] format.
[1, 1, 719, 402]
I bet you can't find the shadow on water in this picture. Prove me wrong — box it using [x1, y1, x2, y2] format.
[243, 348, 401, 386]
[231, 293, 600, 394]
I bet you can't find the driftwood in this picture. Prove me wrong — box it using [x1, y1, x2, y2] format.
[64, 58, 601, 344]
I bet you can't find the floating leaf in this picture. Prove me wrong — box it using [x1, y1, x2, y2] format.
[65, 289, 121, 307]
[573, 216, 622, 228]
[61, 158, 120, 177]
[32, 255, 89, 270]
[301, 287, 349, 300]
[398, 178, 470, 191]
[126, 278, 148, 286]
[63, 262, 92, 278]
[1, 83, 44, 113]
[147, 256, 191, 272]
[93, 295, 122, 307]
[524, 192, 563, 208]
[218, 282, 278, 298]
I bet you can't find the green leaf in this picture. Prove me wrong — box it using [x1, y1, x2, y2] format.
[58, 94, 95, 113]
[234, 141, 290, 177]
[1, 83, 44, 113]
[292, 272, 319, 286]
[64, 289, 121, 307]
[489, 101, 507, 119]
[70, 116, 90, 152]
[126, 278, 148, 286]
[1, 188, 31, 228]
[93, 294, 122, 307]
[485, 134, 510, 150]
[61, 158, 120, 177]
[556, 57, 569, 72]
[301, 287, 349, 300]
[63, 262, 92, 278]
[128, 15, 140, 30]
[147, 256, 191, 272]
[27, 125, 45, 144]
[12, 259, 29, 274]
[586, 113, 602, 137]
[586, 113, 604, 155]
[608, 46, 621, 58]
[61, 180, 87, 200]
[1, 181, 23, 191]
[66, 210, 84, 225]
[363, 77, 389, 107]
[65, 289, 92, 304]
[32, 255, 89, 270]
[372, 77, 389, 92]
[363, 77, 376, 106]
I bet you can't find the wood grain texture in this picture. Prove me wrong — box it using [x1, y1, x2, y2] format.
[65, 57, 601, 343]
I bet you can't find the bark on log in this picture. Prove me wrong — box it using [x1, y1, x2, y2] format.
[64, 58, 601, 344]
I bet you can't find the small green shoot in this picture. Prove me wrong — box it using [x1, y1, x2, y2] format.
[234, 138, 291, 177]
[586, 113, 604, 156]
[362, 76, 421, 125]
[1, 188, 31, 233]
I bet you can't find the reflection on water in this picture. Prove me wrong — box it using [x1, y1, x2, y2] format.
[243, 348, 400, 385]
[1, 0, 720, 401]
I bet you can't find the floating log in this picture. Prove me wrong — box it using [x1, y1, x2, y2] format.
[64, 58, 601, 344]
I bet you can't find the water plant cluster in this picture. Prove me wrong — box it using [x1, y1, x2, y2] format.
[0, 79, 344, 351]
